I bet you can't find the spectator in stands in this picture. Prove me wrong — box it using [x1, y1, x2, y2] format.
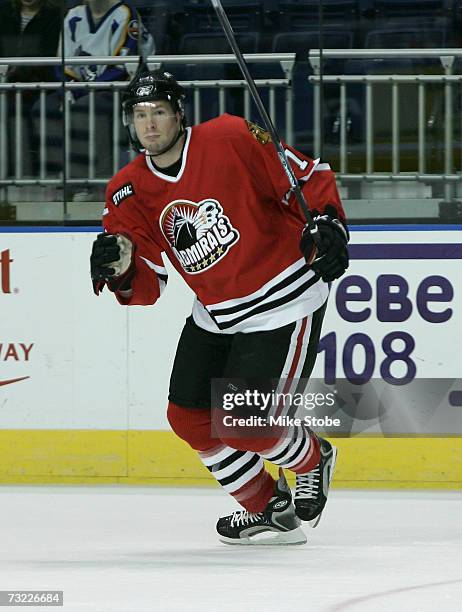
[0, 0, 61, 176]
[32, 0, 155, 201]
[0, 0, 60, 82]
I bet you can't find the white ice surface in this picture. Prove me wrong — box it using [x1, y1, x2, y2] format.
[1, 487, 461, 612]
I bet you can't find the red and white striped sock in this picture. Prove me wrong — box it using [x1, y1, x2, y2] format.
[199, 444, 275, 512]
[259, 425, 320, 475]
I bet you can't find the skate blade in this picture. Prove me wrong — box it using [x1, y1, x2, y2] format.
[308, 445, 338, 529]
[219, 526, 307, 546]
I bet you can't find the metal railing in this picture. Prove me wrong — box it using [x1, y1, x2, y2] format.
[308, 48, 462, 202]
[1, 51, 462, 204]
[0, 54, 295, 191]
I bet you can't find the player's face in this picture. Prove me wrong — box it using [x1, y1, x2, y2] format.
[132, 101, 181, 155]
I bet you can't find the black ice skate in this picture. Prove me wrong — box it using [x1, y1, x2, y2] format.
[216, 468, 307, 546]
[294, 437, 337, 527]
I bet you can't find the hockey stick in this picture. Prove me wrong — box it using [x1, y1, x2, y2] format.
[210, 0, 321, 247]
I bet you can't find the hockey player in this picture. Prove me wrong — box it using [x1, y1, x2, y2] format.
[90, 67, 349, 545]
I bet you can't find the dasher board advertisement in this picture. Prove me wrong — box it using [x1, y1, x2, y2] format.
[0, 226, 461, 431]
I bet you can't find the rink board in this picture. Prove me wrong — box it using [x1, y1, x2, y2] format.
[0, 226, 461, 487]
[1, 430, 462, 489]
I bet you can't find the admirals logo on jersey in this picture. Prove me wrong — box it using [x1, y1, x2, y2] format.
[160, 199, 239, 274]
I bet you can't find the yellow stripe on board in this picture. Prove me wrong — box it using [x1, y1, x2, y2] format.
[0, 431, 461, 488]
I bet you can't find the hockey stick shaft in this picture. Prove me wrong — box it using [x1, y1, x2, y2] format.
[210, 0, 321, 246]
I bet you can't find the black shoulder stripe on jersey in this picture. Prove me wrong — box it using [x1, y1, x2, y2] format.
[112, 183, 135, 206]
[209, 264, 310, 317]
[214, 275, 321, 331]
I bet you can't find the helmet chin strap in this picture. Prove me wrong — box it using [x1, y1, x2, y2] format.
[147, 122, 185, 158]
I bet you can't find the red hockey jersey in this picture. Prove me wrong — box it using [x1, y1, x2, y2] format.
[101, 114, 346, 333]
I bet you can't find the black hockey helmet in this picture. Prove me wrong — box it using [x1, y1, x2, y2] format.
[122, 64, 186, 154]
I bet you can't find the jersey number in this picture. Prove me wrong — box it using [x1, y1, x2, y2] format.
[285, 149, 308, 171]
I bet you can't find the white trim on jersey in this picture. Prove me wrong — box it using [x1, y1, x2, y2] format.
[139, 255, 168, 295]
[145, 128, 192, 183]
[207, 257, 309, 311]
[212, 269, 316, 325]
[191, 257, 327, 333]
[140, 259, 167, 278]
[299, 157, 320, 182]
[281, 158, 331, 205]
[192, 287, 327, 334]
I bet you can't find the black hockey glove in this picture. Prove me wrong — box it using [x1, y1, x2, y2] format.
[90, 232, 136, 295]
[300, 214, 349, 282]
